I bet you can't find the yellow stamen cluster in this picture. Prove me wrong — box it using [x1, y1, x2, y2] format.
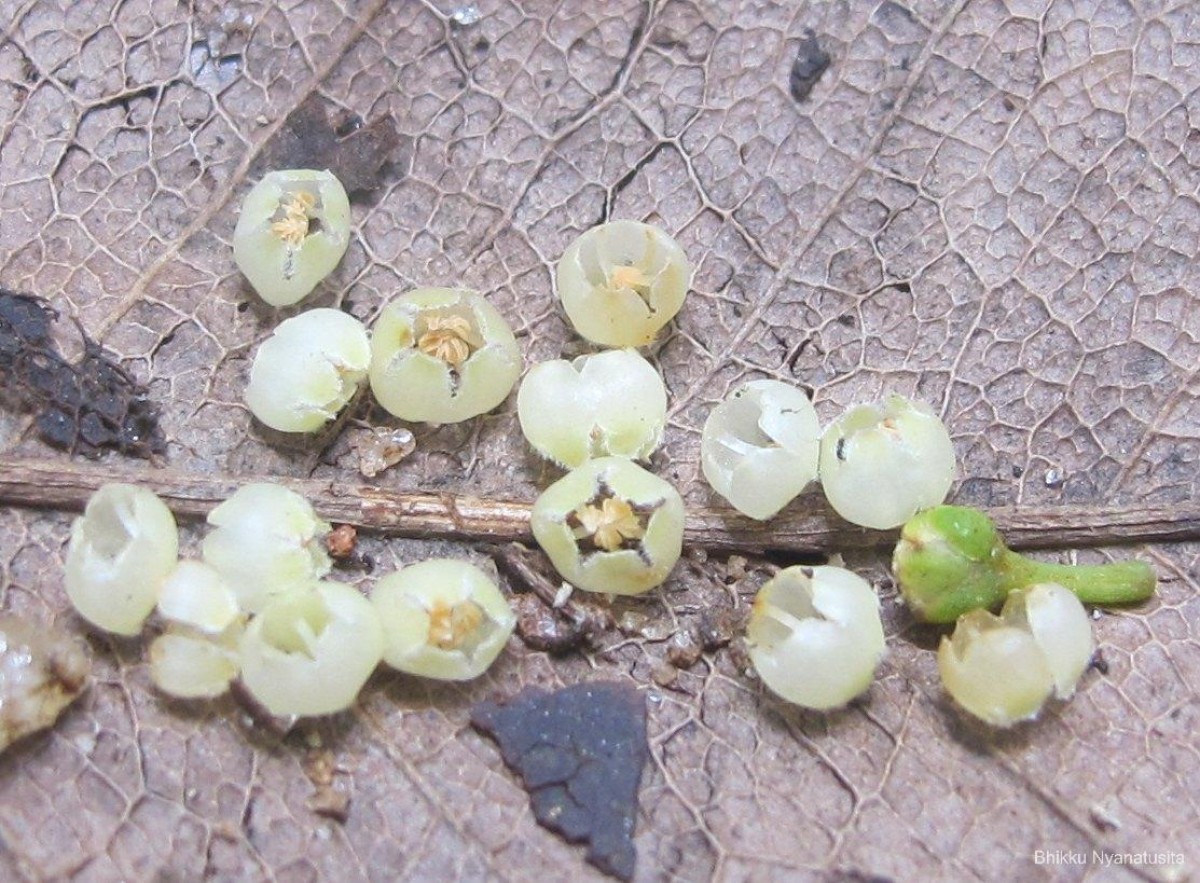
[426, 598, 485, 651]
[418, 315, 476, 368]
[574, 496, 645, 552]
[271, 191, 317, 248]
[609, 264, 648, 292]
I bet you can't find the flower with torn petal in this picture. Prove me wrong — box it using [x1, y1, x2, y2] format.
[238, 581, 383, 717]
[1007, 583, 1095, 699]
[244, 308, 370, 433]
[518, 348, 667, 468]
[202, 483, 331, 614]
[819, 394, 956, 530]
[747, 566, 886, 710]
[149, 623, 241, 700]
[65, 484, 179, 636]
[701, 379, 821, 520]
[233, 169, 352, 307]
[556, 220, 691, 346]
[937, 610, 1054, 727]
[369, 288, 522, 424]
[156, 559, 240, 635]
[938, 582, 1094, 727]
[373, 559, 516, 680]
[531, 457, 684, 596]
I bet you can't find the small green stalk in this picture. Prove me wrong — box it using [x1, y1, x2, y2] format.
[1001, 554, 1155, 607]
[893, 506, 1156, 623]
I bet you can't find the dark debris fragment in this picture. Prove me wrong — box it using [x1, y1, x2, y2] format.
[666, 631, 702, 669]
[471, 682, 649, 882]
[789, 30, 831, 103]
[306, 787, 351, 823]
[722, 554, 748, 583]
[257, 95, 402, 195]
[727, 637, 754, 676]
[303, 747, 351, 823]
[512, 593, 588, 654]
[0, 290, 53, 349]
[326, 524, 375, 571]
[493, 543, 614, 653]
[325, 524, 358, 560]
[650, 663, 678, 689]
[0, 290, 165, 459]
[615, 610, 670, 641]
[697, 606, 745, 652]
[827, 871, 897, 883]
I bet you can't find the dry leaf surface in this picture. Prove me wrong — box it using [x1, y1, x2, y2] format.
[0, 0, 1197, 880]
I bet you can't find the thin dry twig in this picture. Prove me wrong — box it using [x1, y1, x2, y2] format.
[0, 456, 1196, 553]
[492, 543, 612, 626]
[491, 542, 563, 607]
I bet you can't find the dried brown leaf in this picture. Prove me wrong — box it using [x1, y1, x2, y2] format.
[0, 2, 1196, 881]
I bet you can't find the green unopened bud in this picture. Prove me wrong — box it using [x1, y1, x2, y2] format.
[893, 505, 1155, 623]
[892, 507, 1007, 622]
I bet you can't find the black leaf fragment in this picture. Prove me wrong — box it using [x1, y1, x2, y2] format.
[471, 682, 649, 881]
[789, 30, 831, 103]
[0, 290, 164, 459]
[257, 95, 403, 195]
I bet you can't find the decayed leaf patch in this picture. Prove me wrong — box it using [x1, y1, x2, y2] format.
[0, 0, 1198, 880]
[255, 95, 403, 197]
[0, 291, 164, 459]
[472, 681, 649, 881]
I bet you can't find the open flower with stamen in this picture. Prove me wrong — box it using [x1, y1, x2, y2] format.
[532, 457, 685, 596]
[574, 497, 645, 551]
[269, 190, 317, 247]
[233, 170, 351, 307]
[556, 220, 691, 346]
[373, 559, 515, 681]
[418, 314, 476, 367]
[369, 288, 521, 424]
[270, 213, 308, 248]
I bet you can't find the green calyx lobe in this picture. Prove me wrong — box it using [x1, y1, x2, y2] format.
[893, 505, 1156, 623]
